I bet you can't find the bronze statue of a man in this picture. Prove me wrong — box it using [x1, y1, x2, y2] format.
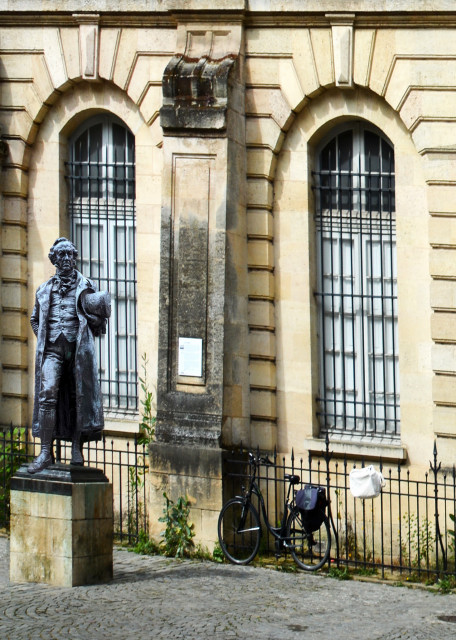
[28, 237, 110, 474]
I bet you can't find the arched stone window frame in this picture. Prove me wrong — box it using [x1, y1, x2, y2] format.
[313, 121, 399, 438]
[67, 114, 138, 412]
[27, 83, 161, 434]
[273, 89, 430, 463]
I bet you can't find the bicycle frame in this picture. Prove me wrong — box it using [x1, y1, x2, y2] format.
[237, 456, 295, 546]
[219, 451, 332, 569]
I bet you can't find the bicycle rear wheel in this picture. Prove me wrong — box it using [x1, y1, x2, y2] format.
[218, 498, 261, 565]
[286, 509, 331, 571]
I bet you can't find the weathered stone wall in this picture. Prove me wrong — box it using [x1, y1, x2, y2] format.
[1, 3, 456, 546]
[0, 18, 174, 430]
[242, 15, 456, 468]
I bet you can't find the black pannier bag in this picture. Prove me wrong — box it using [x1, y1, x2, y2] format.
[295, 484, 327, 533]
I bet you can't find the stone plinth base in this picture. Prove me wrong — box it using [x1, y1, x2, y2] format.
[9, 464, 113, 587]
[148, 442, 224, 550]
[148, 443, 249, 550]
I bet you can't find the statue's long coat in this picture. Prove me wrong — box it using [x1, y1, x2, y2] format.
[31, 271, 104, 442]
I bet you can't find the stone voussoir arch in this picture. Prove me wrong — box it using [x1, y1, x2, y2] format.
[20, 77, 162, 431]
[268, 85, 430, 458]
[246, 72, 428, 454]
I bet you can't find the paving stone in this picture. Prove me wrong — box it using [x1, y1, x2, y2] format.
[1, 535, 456, 639]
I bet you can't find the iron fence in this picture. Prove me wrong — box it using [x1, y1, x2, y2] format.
[223, 437, 456, 581]
[0, 425, 147, 545]
[4, 425, 456, 579]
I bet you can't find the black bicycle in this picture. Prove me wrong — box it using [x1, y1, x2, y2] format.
[218, 452, 331, 570]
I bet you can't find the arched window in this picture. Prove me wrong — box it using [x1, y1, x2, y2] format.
[313, 122, 399, 437]
[66, 115, 137, 411]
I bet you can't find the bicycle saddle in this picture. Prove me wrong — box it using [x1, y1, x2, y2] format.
[285, 474, 300, 485]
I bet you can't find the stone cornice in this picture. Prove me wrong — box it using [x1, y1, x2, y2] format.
[72, 13, 100, 25]
[0, 13, 175, 28]
[244, 13, 456, 28]
[1, 11, 456, 29]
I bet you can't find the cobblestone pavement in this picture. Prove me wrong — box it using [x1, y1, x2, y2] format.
[1, 536, 456, 640]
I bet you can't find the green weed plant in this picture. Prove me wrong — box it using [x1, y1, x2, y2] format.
[137, 353, 156, 446]
[126, 353, 156, 537]
[329, 565, 352, 580]
[0, 427, 27, 525]
[437, 575, 456, 594]
[400, 512, 435, 568]
[159, 492, 195, 558]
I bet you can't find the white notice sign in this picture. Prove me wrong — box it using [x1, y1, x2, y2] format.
[178, 337, 203, 377]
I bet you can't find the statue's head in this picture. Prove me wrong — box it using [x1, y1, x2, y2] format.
[49, 237, 78, 274]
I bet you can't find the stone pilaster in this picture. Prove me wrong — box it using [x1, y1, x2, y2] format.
[156, 20, 248, 447]
[150, 18, 248, 547]
[0, 130, 30, 429]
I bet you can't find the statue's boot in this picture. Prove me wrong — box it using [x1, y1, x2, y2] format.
[70, 433, 84, 466]
[28, 409, 55, 474]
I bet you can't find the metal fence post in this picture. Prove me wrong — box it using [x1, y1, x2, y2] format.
[430, 441, 446, 576]
[323, 432, 339, 568]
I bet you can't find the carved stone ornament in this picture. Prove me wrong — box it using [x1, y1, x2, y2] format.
[160, 27, 240, 132]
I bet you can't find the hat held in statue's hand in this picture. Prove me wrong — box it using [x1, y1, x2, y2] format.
[83, 291, 111, 318]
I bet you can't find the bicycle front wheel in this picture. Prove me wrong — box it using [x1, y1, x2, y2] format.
[286, 509, 331, 571]
[218, 498, 261, 565]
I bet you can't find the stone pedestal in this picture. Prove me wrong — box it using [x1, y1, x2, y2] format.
[148, 442, 223, 550]
[148, 443, 249, 550]
[9, 464, 113, 587]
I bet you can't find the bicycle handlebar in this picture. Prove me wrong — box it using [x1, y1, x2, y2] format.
[248, 451, 274, 467]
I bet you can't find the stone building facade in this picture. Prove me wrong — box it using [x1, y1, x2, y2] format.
[1, 0, 456, 545]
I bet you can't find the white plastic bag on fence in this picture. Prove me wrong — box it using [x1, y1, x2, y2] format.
[349, 465, 385, 499]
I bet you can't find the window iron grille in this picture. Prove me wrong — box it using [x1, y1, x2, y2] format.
[66, 117, 138, 411]
[313, 126, 399, 438]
